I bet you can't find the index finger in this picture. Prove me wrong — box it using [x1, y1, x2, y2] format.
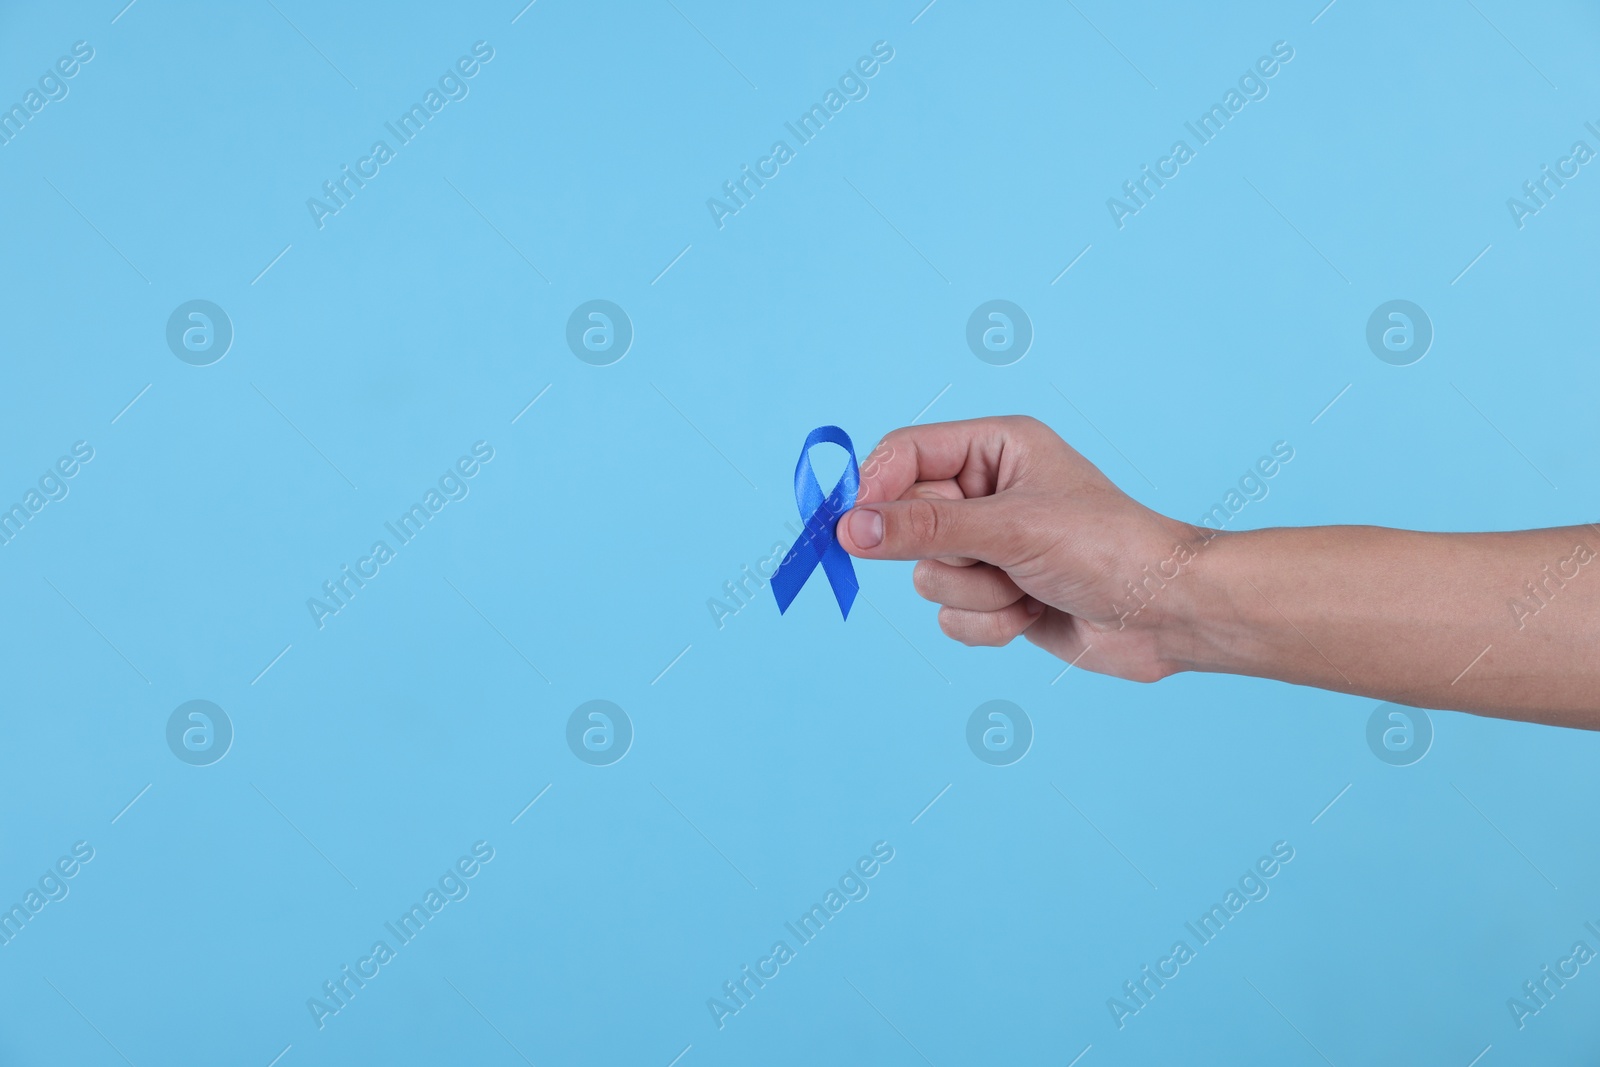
[854, 418, 1013, 507]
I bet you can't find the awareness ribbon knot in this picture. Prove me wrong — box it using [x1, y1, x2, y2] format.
[771, 425, 860, 619]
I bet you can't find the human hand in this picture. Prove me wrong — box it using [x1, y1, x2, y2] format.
[837, 416, 1203, 682]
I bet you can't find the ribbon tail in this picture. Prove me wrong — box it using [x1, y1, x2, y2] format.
[770, 543, 820, 615]
[819, 539, 859, 619]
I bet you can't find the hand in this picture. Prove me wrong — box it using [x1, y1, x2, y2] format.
[837, 416, 1203, 682]
[837, 416, 1600, 725]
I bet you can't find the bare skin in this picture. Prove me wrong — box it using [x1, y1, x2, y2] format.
[836, 416, 1600, 730]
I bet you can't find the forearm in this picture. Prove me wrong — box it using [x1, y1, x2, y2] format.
[1167, 524, 1600, 728]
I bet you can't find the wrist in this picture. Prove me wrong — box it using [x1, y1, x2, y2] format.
[1152, 523, 1255, 677]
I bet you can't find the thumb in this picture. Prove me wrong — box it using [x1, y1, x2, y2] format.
[837, 496, 1012, 563]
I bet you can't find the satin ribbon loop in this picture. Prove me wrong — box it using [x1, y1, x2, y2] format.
[771, 425, 860, 619]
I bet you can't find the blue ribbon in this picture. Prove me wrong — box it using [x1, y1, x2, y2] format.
[771, 425, 860, 619]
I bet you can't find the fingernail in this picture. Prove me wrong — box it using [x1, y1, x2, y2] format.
[846, 508, 883, 549]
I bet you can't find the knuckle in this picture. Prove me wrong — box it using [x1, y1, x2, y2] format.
[936, 607, 972, 645]
[903, 498, 940, 549]
[855, 439, 899, 504]
[938, 606, 1002, 648]
[1002, 414, 1044, 436]
[976, 613, 1012, 647]
[911, 561, 941, 601]
[988, 605, 1029, 645]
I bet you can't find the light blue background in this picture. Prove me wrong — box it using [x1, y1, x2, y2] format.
[3, 1, 1599, 1063]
